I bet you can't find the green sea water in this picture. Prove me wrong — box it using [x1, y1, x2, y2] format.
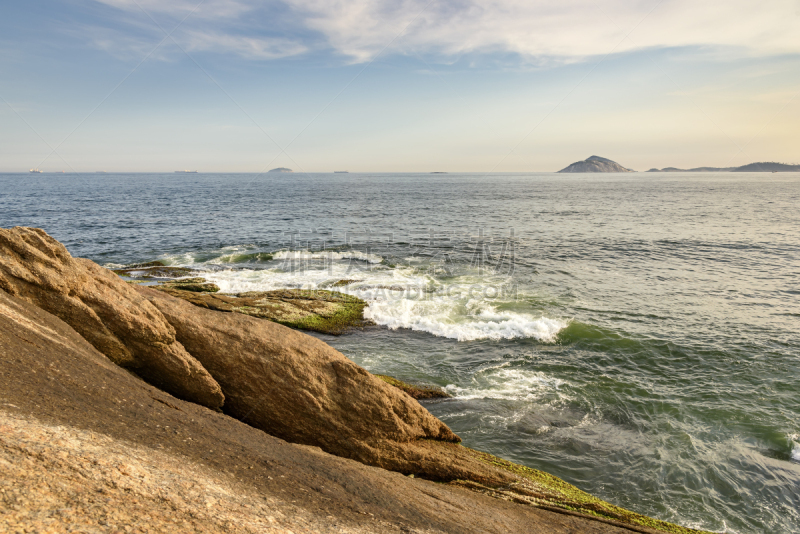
[2, 171, 798, 533]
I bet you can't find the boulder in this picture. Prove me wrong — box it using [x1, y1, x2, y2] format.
[136, 285, 460, 470]
[0, 227, 223, 410]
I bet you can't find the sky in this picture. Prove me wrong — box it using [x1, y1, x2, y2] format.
[1, 0, 799, 172]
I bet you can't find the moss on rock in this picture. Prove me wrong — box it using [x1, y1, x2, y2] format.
[449, 446, 710, 534]
[152, 287, 371, 335]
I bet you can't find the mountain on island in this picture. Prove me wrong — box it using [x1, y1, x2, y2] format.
[647, 162, 799, 172]
[268, 167, 293, 173]
[732, 162, 800, 172]
[558, 156, 635, 173]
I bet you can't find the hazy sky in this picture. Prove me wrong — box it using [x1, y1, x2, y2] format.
[1, 0, 799, 172]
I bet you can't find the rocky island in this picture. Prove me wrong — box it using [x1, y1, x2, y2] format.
[268, 167, 293, 173]
[558, 156, 635, 173]
[647, 162, 800, 172]
[0, 227, 708, 534]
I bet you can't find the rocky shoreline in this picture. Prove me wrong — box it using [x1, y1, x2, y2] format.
[0, 227, 708, 534]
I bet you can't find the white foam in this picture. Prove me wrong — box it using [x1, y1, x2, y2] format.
[790, 434, 800, 462]
[200, 257, 567, 342]
[363, 297, 567, 342]
[273, 250, 383, 264]
[445, 365, 568, 402]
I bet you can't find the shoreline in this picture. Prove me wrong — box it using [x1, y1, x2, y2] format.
[0, 227, 708, 534]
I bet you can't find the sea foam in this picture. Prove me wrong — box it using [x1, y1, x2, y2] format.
[790, 434, 800, 462]
[444, 365, 568, 402]
[199, 254, 567, 342]
[273, 250, 383, 264]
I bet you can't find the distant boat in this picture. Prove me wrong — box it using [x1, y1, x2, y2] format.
[175, 170, 198, 173]
[334, 171, 349, 173]
[29, 168, 42, 173]
[431, 171, 448, 174]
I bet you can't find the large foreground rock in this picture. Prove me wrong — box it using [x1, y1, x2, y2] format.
[0, 227, 224, 410]
[1, 287, 652, 534]
[136, 286, 461, 469]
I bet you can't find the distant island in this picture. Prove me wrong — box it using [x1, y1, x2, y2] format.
[558, 156, 634, 173]
[648, 162, 800, 172]
[268, 167, 293, 173]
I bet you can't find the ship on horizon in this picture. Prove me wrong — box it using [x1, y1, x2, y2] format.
[29, 168, 42, 173]
[175, 170, 198, 173]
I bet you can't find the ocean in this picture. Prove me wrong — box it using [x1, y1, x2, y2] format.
[2, 171, 798, 533]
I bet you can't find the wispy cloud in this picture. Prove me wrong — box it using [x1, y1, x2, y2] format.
[284, 0, 800, 62]
[181, 30, 307, 59]
[94, 0, 255, 20]
[87, 0, 800, 64]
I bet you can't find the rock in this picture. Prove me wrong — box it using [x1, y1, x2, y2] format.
[0, 227, 223, 410]
[157, 280, 220, 293]
[1, 288, 674, 534]
[153, 287, 370, 334]
[136, 285, 460, 470]
[558, 156, 634, 173]
[331, 279, 361, 287]
[113, 265, 199, 279]
[375, 374, 451, 400]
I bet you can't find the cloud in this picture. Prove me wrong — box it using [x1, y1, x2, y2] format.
[283, 0, 800, 62]
[93, 0, 254, 20]
[180, 30, 308, 59]
[89, 0, 800, 63]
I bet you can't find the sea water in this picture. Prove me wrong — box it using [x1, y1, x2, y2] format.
[2, 171, 799, 533]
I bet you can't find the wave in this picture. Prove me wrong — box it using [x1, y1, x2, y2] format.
[199, 259, 567, 341]
[444, 364, 568, 401]
[273, 250, 383, 264]
[134, 245, 570, 342]
[363, 298, 567, 342]
[791, 434, 800, 462]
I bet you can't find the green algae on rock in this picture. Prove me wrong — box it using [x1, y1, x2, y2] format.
[375, 374, 451, 400]
[152, 287, 371, 335]
[452, 446, 710, 534]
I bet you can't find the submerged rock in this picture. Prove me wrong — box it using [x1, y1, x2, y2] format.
[113, 265, 199, 279]
[376, 374, 451, 400]
[0, 227, 224, 410]
[153, 287, 370, 334]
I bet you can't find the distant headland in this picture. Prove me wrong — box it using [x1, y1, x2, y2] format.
[648, 162, 800, 172]
[558, 156, 634, 173]
[268, 167, 293, 173]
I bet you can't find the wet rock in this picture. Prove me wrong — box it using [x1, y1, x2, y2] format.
[153, 287, 370, 334]
[158, 280, 220, 293]
[331, 279, 361, 287]
[0, 227, 223, 410]
[375, 375, 451, 400]
[113, 265, 198, 279]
